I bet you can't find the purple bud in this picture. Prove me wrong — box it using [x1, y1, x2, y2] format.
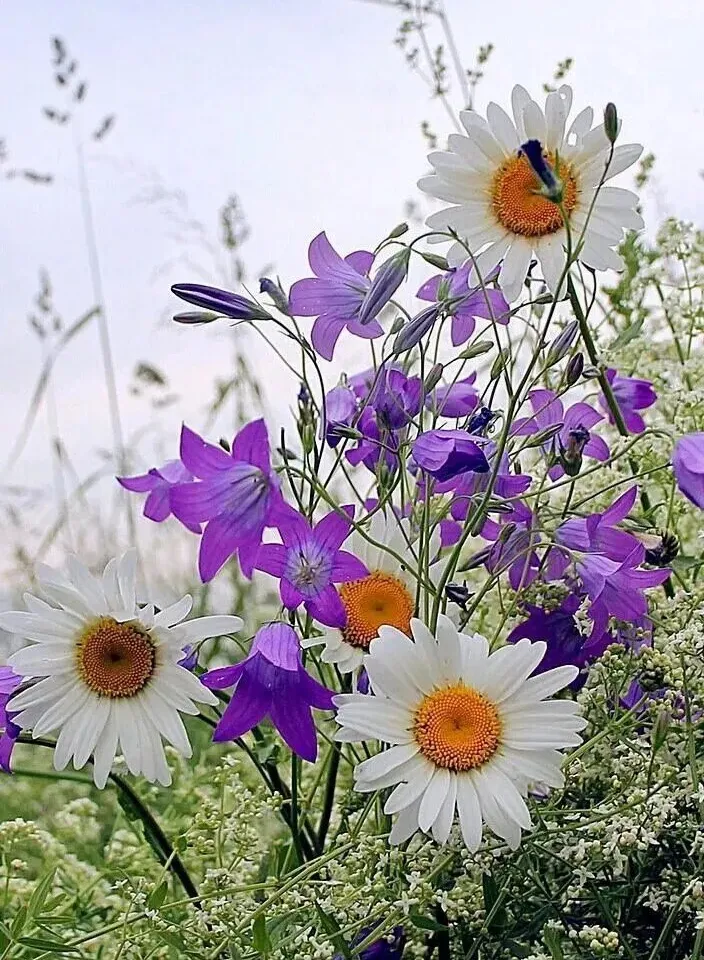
[172, 283, 271, 321]
[259, 277, 291, 315]
[521, 140, 563, 202]
[566, 352, 585, 386]
[393, 305, 441, 354]
[559, 425, 590, 476]
[358, 249, 410, 325]
[547, 321, 579, 365]
[424, 363, 444, 393]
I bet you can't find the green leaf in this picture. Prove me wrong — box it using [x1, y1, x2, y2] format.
[252, 914, 271, 957]
[409, 912, 449, 932]
[27, 868, 57, 920]
[17, 936, 80, 954]
[610, 316, 644, 352]
[543, 927, 565, 959]
[148, 880, 168, 909]
[482, 873, 508, 930]
[11, 905, 28, 938]
[314, 904, 351, 958]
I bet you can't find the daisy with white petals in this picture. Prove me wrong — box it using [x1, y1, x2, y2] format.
[334, 616, 585, 850]
[302, 512, 442, 674]
[418, 84, 643, 302]
[1, 551, 242, 788]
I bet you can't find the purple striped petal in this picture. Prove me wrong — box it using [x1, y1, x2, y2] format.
[180, 425, 233, 478]
[212, 672, 271, 741]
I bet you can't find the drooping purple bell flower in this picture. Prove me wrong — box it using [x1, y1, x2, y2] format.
[288, 233, 381, 360]
[118, 459, 201, 534]
[412, 429, 490, 482]
[512, 388, 609, 480]
[673, 433, 704, 509]
[429, 374, 479, 418]
[323, 383, 359, 447]
[170, 420, 285, 582]
[600, 368, 657, 434]
[202, 623, 335, 762]
[417, 262, 509, 346]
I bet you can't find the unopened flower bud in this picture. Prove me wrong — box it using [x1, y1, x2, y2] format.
[259, 277, 291, 315]
[459, 546, 492, 572]
[393, 305, 441, 354]
[604, 102, 619, 145]
[546, 321, 579, 365]
[559, 425, 590, 477]
[421, 251, 450, 271]
[388, 222, 409, 239]
[358, 248, 410, 325]
[172, 283, 271, 321]
[566, 352, 585, 386]
[173, 311, 219, 325]
[424, 363, 444, 393]
[445, 583, 471, 608]
[521, 139, 563, 203]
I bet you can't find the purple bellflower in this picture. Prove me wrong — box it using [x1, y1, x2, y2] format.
[118, 459, 201, 534]
[556, 486, 642, 561]
[288, 232, 380, 361]
[507, 595, 611, 688]
[575, 549, 669, 639]
[323, 383, 359, 447]
[484, 502, 542, 591]
[512, 388, 609, 479]
[171, 283, 270, 321]
[600, 369, 657, 434]
[413, 430, 490, 482]
[202, 622, 335, 761]
[346, 369, 423, 474]
[253, 506, 368, 627]
[170, 420, 285, 583]
[429, 374, 479, 418]
[417, 262, 510, 346]
[0, 667, 22, 773]
[673, 433, 704, 509]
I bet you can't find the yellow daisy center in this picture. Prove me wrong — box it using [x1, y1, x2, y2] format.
[492, 151, 578, 237]
[77, 616, 155, 698]
[413, 683, 501, 770]
[340, 571, 414, 650]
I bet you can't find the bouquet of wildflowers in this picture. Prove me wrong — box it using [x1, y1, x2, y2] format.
[2, 82, 704, 960]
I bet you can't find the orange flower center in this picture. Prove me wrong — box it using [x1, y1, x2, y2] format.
[77, 617, 155, 698]
[492, 151, 578, 237]
[339, 571, 414, 649]
[414, 683, 501, 770]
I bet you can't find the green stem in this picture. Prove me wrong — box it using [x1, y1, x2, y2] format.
[317, 741, 341, 852]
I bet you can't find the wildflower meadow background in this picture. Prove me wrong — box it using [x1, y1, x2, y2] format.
[2, 2, 704, 958]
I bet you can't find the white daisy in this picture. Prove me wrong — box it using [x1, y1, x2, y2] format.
[302, 512, 442, 674]
[1, 550, 242, 788]
[418, 84, 644, 302]
[334, 616, 585, 850]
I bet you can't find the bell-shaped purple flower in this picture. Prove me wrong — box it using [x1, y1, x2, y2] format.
[0, 667, 22, 773]
[600, 368, 657, 434]
[576, 548, 669, 639]
[253, 506, 368, 627]
[323, 383, 358, 447]
[118, 459, 201, 533]
[370, 367, 423, 431]
[170, 420, 285, 582]
[288, 233, 380, 361]
[512, 388, 609, 480]
[412, 429, 490, 482]
[202, 623, 335, 761]
[171, 283, 270, 321]
[507, 595, 611, 688]
[556, 486, 642, 561]
[428, 374, 479, 418]
[673, 433, 704, 509]
[417, 261, 509, 346]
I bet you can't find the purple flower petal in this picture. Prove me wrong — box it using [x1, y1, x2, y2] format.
[270, 691, 319, 762]
[201, 661, 247, 690]
[212, 673, 272, 742]
[117, 472, 158, 493]
[254, 543, 288, 577]
[306, 585, 346, 628]
[344, 250, 375, 276]
[198, 514, 250, 582]
[311, 314, 347, 361]
[180, 424, 233, 478]
[330, 551, 368, 582]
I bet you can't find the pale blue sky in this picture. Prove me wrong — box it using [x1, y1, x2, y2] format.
[1, 0, 702, 564]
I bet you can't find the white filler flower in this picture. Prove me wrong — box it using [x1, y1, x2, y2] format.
[419, 84, 643, 302]
[335, 616, 585, 850]
[2, 551, 242, 788]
